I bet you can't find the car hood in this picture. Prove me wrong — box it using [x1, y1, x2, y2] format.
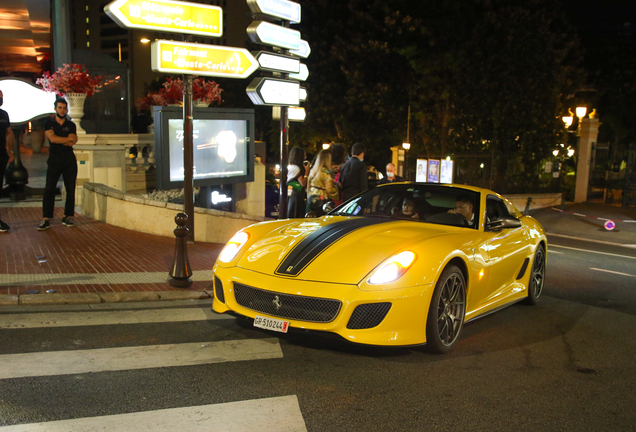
[237, 216, 460, 285]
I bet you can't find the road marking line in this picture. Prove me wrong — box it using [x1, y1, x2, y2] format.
[590, 268, 636, 278]
[0, 395, 307, 431]
[550, 244, 636, 260]
[0, 270, 214, 286]
[548, 250, 563, 254]
[547, 233, 636, 249]
[0, 338, 283, 380]
[0, 308, 231, 329]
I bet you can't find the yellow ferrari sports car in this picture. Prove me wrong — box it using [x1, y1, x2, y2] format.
[212, 183, 547, 353]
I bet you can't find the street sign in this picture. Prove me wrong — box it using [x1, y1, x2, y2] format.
[289, 39, 310, 58]
[105, 0, 222, 37]
[247, 21, 300, 50]
[289, 63, 309, 81]
[299, 87, 307, 101]
[247, 0, 301, 23]
[272, 106, 306, 122]
[604, 220, 616, 231]
[151, 41, 259, 78]
[255, 51, 300, 73]
[247, 77, 300, 106]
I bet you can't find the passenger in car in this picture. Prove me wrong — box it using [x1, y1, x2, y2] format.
[391, 198, 420, 219]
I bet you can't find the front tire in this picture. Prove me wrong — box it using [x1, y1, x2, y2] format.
[523, 244, 545, 305]
[425, 265, 466, 354]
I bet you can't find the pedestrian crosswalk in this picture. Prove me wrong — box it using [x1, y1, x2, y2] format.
[0, 304, 308, 431]
[0, 396, 306, 432]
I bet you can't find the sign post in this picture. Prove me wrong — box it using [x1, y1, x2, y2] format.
[106, 0, 258, 245]
[245, 0, 307, 219]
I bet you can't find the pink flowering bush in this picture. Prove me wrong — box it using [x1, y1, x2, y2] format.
[36, 64, 102, 96]
[193, 78, 223, 104]
[135, 77, 223, 110]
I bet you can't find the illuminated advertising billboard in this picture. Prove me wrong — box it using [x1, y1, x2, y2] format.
[154, 106, 254, 189]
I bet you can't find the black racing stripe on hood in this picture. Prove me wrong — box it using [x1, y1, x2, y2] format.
[275, 217, 395, 276]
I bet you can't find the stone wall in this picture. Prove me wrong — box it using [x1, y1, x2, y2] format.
[81, 183, 267, 244]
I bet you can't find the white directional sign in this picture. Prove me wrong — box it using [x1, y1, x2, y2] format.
[247, 78, 300, 106]
[299, 87, 307, 101]
[255, 51, 300, 73]
[289, 63, 308, 81]
[247, 0, 300, 23]
[272, 106, 306, 122]
[247, 21, 300, 50]
[289, 39, 310, 58]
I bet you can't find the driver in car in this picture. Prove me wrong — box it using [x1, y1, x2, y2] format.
[448, 196, 475, 227]
[392, 198, 420, 219]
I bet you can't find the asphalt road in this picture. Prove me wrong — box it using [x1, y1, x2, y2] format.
[1, 295, 636, 431]
[545, 234, 636, 316]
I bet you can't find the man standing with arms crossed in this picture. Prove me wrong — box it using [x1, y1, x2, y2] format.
[38, 98, 78, 231]
[0, 89, 15, 232]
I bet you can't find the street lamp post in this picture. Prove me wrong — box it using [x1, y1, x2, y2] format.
[402, 142, 410, 181]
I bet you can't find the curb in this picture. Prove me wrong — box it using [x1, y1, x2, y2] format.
[0, 290, 212, 307]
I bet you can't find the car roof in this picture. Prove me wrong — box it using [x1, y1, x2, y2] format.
[374, 181, 499, 197]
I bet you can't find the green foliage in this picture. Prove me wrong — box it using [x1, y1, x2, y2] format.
[295, 0, 585, 192]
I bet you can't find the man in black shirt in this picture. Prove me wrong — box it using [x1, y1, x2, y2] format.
[0, 89, 15, 232]
[339, 142, 368, 202]
[38, 98, 78, 231]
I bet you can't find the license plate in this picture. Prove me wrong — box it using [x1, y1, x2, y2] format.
[254, 315, 289, 333]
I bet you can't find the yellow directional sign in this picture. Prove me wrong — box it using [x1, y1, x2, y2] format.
[151, 41, 259, 78]
[105, 0, 222, 37]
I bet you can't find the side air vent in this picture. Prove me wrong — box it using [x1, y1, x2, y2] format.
[214, 276, 225, 303]
[516, 258, 530, 280]
[347, 303, 392, 329]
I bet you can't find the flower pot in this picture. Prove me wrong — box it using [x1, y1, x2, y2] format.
[65, 92, 87, 134]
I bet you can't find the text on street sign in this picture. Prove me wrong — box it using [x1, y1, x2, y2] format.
[247, 77, 300, 106]
[247, 21, 300, 50]
[105, 0, 222, 37]
[151, 41, 258, 78]
[255, 51, 300, 73]
[247, 0, 300, 23]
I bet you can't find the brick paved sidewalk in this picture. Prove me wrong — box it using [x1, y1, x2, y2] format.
[0, 207, 224, 297]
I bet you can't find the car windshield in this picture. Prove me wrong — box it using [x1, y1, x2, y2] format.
[330, 184, 481, 229]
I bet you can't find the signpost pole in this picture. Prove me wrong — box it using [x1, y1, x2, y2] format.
[279, 105, 289, 218]
[183, 37, 195, 243]
[278, 20, 290, 219]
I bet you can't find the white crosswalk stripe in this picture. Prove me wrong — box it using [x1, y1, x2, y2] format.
[0, 307, 231, 329]
[0, 396, 307, 431]
[0, 338, 283, 379]
[0, 306, 307, 431]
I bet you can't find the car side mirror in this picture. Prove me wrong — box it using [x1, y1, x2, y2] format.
[486, 215, 522, 231]
[323, 201, 335, 214]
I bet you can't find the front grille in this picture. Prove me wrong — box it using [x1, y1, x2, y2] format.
[214, 276, 225, 303]
[233, 283, 341, 323]
[347, 303, 392, 329]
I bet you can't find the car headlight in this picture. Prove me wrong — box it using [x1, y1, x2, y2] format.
[368, 251, 417, 284]
[218, 231, 250, 263]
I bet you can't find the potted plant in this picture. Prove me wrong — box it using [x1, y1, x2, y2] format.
[36, 64, 102, 134]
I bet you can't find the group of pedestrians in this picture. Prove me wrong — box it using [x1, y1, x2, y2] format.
[285, 142, 369, 218]
[0, 93, 79, 233]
